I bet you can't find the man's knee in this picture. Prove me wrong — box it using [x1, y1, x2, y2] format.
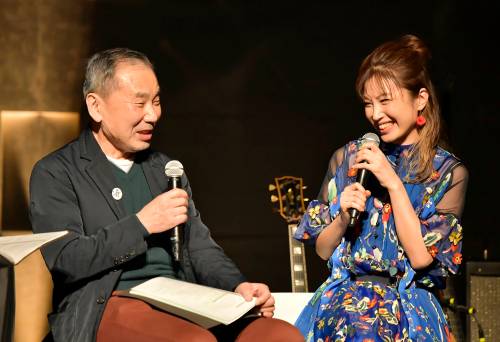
[178, 329, 217, 342]
[236, 318, 304, 342]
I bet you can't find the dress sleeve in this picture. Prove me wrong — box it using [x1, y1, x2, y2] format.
[293, 146, 346, 244]
[418, 163, 469, 286]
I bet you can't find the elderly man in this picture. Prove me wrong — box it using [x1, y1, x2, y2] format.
[30, 48, 303, 342]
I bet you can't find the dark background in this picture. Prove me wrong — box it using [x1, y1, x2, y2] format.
[1, 0, 498, 311]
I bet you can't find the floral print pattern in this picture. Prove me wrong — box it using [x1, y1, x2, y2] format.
[304, 280, 409, 342]
[294, 141, 463, 341]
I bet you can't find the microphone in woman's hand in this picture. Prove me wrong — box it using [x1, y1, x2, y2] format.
[348, 132, 380, 227]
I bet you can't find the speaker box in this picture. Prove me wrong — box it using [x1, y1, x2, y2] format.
[466, 261, 500, 341]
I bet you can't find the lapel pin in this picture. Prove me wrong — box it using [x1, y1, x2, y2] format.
[112, 187, 123, 200]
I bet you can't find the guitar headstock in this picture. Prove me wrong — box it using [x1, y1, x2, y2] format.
[269, 176, 308, 223]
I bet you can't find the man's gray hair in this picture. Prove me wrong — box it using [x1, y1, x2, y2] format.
[83, 48, 153, 98]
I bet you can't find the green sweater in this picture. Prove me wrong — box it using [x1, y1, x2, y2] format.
[110, 162, 178, 290]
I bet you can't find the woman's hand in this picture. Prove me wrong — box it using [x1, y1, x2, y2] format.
[339, 182, 371, 218]
[353, 144, 402, 191]
[315, 181, 370, 260]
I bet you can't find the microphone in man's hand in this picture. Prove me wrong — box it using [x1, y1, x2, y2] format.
[165, 160, 184, 262]
[348, 132, 380, 227]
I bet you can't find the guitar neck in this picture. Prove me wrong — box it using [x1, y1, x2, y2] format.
[287, 223, 308, 292]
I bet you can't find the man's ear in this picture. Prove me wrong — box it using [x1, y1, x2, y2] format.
[86, 93, 103, 123]
[417, 88, 429, 111]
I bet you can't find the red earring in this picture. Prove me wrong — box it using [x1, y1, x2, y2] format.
[416, 115, 426, 127]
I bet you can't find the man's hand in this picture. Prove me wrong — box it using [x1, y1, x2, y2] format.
[137, 188, 189, 234]
[235, 282, 275, 318]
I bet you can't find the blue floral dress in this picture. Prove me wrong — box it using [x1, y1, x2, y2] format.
[294, 140, 467, 342]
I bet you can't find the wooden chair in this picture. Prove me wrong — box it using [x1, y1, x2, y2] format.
[13, 248, 53, 342]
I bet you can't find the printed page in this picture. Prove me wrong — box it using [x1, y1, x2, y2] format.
[120, 277, 256, 328]
[0, 231, 68, 265]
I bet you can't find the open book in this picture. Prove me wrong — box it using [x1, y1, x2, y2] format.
[0, 231, 68, 266]
[117, 277, 256, 329]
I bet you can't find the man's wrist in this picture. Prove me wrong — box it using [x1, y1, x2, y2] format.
[135, 214, 151, 236]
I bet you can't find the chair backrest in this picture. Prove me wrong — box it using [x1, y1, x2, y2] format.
[14, 249, 53, 342]
[0, 264, 15, 342]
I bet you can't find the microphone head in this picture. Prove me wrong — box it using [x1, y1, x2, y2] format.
[360, 132, 380, 147]
[165, 160, 184, 178]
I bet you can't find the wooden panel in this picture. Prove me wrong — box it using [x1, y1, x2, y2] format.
[0, 110, 79, 230]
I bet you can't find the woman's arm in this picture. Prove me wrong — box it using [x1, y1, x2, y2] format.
[315, 182, 370, 260]
[354, 144, 432, 269]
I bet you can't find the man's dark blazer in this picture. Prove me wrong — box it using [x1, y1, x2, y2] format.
[29, 128, 246, 342]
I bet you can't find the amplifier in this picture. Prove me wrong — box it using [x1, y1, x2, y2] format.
[466, 261, 500, 342]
